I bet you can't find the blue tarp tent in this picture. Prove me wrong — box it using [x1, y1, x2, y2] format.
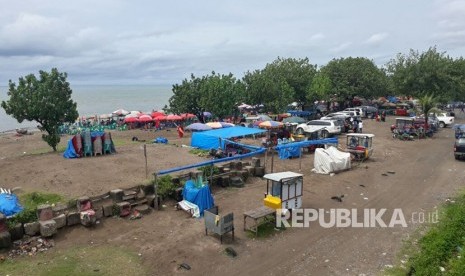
[274, 138, 338, 159]
[0, 193, 23, 217]
[191, 126, 266, 150]
[182, 180, 214, 216]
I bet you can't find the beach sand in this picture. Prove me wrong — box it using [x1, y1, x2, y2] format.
[0, 117, 463, 275]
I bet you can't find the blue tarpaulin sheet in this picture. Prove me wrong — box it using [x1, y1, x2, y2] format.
[63, 139, 78, 158]
[287, 110, 314, 117]
[274, 138, 338, 159]
[0, 193, 23, 217]
[154, 137, 168, 144]
[182, 180, 214, 217]
[191, 126, 266, 150]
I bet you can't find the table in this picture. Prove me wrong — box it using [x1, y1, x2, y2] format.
[243, 206, 276, 236]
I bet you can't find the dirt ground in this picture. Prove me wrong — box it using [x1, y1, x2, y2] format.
[1, 114, 464, 276]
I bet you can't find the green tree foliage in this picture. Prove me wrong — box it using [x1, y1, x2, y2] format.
[307, 71, 332, 104]
[242, 68, 294, 114]
[321, 57, 388, 101]
[386, 47, 464, 102]
[419, 94, 438, 129]
[1, 68, 78, 151]
[166, 72, 244, 121]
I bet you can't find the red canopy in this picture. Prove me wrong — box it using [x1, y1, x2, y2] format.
[166, 114, 183, 121]
[181, 113, 196, 119]
[151, 111, 165, 118]
[153, 115, 167, 121]
[139, 114, 153, 123]
[124, 117, 139, 123]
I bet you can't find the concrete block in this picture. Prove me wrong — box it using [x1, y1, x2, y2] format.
[24, 221, 40, 236]
[110, 189, 124, 202]
[254, 166, 265, 177]
[251, 157, 261, 167]
[52, 204, 68, 216]
[146, 195, 156, 208]
[95, 206, 104, 219]
[67, 212, 80, 226]
[53, 214, 67, 229]
[102, 204, 114, 217]
[135, 204, 151, 215]
[0, 231, 12, 249]
[116, 202, 131, 217]
[37, 204, 53, 221]
[77, 196, 91, 211]
[0, 213, 7, 233]
[8, 223, 24, 241]
[39, 220, 57, 237]
[143, 184, 155, 195]
[80, 211, 97, 227]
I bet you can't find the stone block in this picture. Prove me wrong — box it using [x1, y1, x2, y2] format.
[251, 157, 261, 167]
[135, 204, 151, 215]
[94, 206, 104, 219]
[254, 166, 265, 177]
[80, 211, 97, 227]
[143, 184, 155, 195]
[24, 221, 40, 236]
[0, 213, 7, 233]
[102, 204, 114, 217]
[52, 204, 68, 216]
[76, 196, 91, 211]
[53, 214, 67, 229]
[245, 166, 255, 176]
[37, 204, 53, 221]
[230, 176, 244, 188]
[145, 195, 156, 208]
[8, 223, 24, 241]
[67, 212, 81, 226]
[39, 220, 57, 237]
[116, 202, 131, 217]
[0, 231, 12, 249]
[110, 189, 124, 203]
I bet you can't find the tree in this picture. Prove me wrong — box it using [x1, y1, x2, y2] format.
[418, 94, 438, 130]
[263, 57, 317, 108]
[242, 68, 294, 114]
[321, 57, 388, 104]
[307, 71, 332, 104]
[386, 47, 458, 102]
[166, 72, 244, 122]
[1, 68, 78, 151]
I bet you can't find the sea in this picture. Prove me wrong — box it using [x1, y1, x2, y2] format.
[0, 85, 173, 132]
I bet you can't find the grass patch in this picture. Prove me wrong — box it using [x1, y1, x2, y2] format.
[25, 144, 67, 156]
[8, 192, 65, 227]
[386, 193, 465, 275]
[1, 245, 147, 276]
[188, 148, 210, 157]
[111, 138, 138, 147]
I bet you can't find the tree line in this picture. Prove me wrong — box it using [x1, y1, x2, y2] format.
[2, 46, 465, 151]
[166, 47, 465, 119]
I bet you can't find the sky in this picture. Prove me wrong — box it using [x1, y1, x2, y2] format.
[0, 0, 464, 86]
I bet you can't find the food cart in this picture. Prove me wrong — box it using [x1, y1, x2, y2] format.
[263, 171, 303, 210]
[346, 133, 375, 160]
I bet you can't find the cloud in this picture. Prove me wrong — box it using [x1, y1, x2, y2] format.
[330, 42, 352, 53]
[432, 0, 465, 49]
[364, 33, 389, 45]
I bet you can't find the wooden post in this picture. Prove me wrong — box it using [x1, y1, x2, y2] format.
[271, 149, 274, 173]
[144, 144, 148, 179]
[299, 147, 303, 172]
[210, 165, 213, 186]
[154, 173, 159, 210]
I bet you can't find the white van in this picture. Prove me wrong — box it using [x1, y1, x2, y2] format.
[344, 107, 365, 118]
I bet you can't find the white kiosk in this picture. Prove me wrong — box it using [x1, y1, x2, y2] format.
[263, 171, 303, 210]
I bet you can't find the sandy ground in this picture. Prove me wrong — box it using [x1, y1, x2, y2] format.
[1, 114, 464, 276]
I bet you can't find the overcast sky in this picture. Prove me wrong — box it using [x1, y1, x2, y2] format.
[0, 0, 464, 85]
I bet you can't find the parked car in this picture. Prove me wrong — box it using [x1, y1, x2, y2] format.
[320, 113, 351, 133]
[454, 138, 465, 160]
[360, 105, 379, 118]
[344, 107, 365, 118]
[435, 112, 455, 128]
[295, 120, 342, 137]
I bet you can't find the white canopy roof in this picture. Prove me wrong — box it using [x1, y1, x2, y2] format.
[263, 171, 303, 182]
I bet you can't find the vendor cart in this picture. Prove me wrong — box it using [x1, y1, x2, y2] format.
[346, 133, 375, 161]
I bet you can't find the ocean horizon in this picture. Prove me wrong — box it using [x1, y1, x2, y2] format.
[0, 85, 173, 132]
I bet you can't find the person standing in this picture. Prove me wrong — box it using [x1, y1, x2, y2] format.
[177, 124, 184, 138]
[358, 120, 363, 133]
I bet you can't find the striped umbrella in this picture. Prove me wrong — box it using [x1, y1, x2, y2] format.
[139, 114, 153, 123]
[166, 114, 183, 121]
[259, 120, 284, 129]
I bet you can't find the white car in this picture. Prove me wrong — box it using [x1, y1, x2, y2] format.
[320, 112, 350, 120]
[435, 112, 454, 128]
[295, 120, 342, 137]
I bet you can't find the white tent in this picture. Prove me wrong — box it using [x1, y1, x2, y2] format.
[312, 146, 351, 174]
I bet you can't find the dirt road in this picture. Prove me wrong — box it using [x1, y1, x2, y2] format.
[1, 115, 464, 275]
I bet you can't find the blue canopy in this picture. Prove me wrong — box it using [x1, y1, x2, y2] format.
[287, 110, 315, 117]
[182, 180, 214, 217]
[191, 126, 266, 150]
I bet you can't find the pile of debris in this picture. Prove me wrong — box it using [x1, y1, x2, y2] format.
[7, 236, 54, 258]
